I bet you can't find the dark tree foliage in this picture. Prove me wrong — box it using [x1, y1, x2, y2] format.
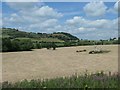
[11, 39, 20, 51]
[2, 38, 12, 52]
[44, 42, 56, 50]
[118, 37, 120, 44]
[36, 43, 42, 49]
[52, 42, 56, 50]
[2, 38, 33, 52]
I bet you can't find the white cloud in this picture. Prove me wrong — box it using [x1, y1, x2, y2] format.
[33, 6, 63, 18]
[114, 1, 120, 12]
[66, 16, 84, 24]
[29, 19, 58, 29]
[83, 1, 107, 17]
[3, 2, 118, 40]
[107, 1, 120, 14]
[3, 3, 63, 32]
[114, 1, 118, 11]
[65, 16, 118, 39]
[78, 27, 96, 32]
[41, 19, 58, 28]
[66, 16, 117, 30]
[107, 8, 116, 14]
[5, 3, 62, 20]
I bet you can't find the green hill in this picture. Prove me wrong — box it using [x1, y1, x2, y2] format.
[1, 28, 80, 52]
[1, 28, 79, 42]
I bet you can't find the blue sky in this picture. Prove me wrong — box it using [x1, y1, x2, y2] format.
[2, 1, 119, 40]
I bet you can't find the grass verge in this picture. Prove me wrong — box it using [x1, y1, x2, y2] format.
[2, 71, 120, 88]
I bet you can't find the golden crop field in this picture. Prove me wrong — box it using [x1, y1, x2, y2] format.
[2, 45, 118, 82]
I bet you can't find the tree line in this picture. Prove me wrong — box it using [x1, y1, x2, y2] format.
[1, 38, 57, 52]
[1, 37, 120, 52]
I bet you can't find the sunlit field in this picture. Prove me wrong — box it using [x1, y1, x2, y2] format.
[2, 45, 118, 83]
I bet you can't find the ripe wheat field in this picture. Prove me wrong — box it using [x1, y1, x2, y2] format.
[2, 45, 118, 82]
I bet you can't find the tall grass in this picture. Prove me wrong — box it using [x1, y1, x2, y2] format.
[2, 71, 120, 88]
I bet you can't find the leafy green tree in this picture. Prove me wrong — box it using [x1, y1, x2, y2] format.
[2, 38, 12, 52]
[36, 43, 41, 49]
[2, 38, 34, 52]
[19, 39, 33, 51]
[11, 39, 20, 51]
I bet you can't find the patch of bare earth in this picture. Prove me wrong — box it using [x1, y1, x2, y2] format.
[2, 45, 118, 82]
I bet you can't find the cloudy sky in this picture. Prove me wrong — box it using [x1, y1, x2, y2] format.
[2, 1, 119, 40]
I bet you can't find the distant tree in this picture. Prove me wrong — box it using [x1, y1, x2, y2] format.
[19, 39, 33, 51]
[109, 37, 116, 41]
[100, 39, 104, 45]
[52, 42, 56, 50]
[113, 37, 117, 40]
[46, 43, 51, 49]
[118, 37, 120, 44]
[36, 43, 41, 49]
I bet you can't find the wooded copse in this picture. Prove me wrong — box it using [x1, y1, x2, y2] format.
[2, 38, 33, 52]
